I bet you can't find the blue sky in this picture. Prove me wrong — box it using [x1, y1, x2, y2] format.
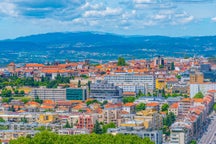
[0, 0, 216, 39]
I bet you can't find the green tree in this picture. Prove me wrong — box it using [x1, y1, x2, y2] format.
[93, 120, 102, 134]
[21, 117, 28, 123]
[159, 65, 164, 69]
[1, 89, 12, 97]
[78, 80, 81, 88]
[137, 90, 144, 98]
[14, 89, 19, 95]
[117, 57, 126, 66]
[123, 96, 135, 104]
[135, 103, 146, 112]
[34, 126, 51, 131]
[20, 90, 25, 96]
[190, 140, 197, 144]
[0, 117, 5, 122]
[176, 74, 181, 80]
[194, 92, 204, 98]
[10, 131, 155, 144]
[34, 96, 43, 104]
[213, 103, 216, 111]
[102, 122, 116, 133]
[161, 103, 169, 112]
[63, 120, 72, 128]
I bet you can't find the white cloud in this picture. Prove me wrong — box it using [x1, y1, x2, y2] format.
[133, 0, 155, 4]
[0, 2, 18, 17]
[211, 17, 216, 22]
[83, 7, 122, 17]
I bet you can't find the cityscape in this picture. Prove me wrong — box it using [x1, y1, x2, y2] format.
[1, 0, 216, 144]
[0, 56, 215, 144]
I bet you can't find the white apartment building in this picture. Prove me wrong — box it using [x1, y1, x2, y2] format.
[104, 74, 155, 94]
[170, 122, 192, 144]
[30, 88, 66, 101]
[190, 83, 216, 98]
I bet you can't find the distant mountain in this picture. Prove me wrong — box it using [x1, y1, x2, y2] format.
[0, 32, 216, 66]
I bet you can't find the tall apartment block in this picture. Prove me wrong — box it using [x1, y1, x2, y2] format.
[104, 73, 155, 94]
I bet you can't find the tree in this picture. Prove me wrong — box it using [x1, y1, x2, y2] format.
[93, 120, 102, 134]
[21, 117, 28, 123]
[135, 103, 146, 112]
[194, 92, 204, 98]
[34, 126, 51, 131]
[34, 96, 43, 104]
[20, 90, 25, 96]
[137, 90, 144, 98]
[190, 140, 197, 144]
[123, 96, 135, 104]
[1, 89, 12, 97]
[63, 120, 72, 128]
[213, 103, 216, 111]
[78, 80, 81, 88]
[86, 99, 100, 106]
[0, 117, 5, 122]
[161, 103, 169, 112]
[117, 57, 126, 66]
[102, 122, 116, 133]
[10, 131, 155, 144]
[176, 74, 181, 80]
[159, 65, 164, 69]
[14, 89, 19, 95]
[171, 62, 175, 70]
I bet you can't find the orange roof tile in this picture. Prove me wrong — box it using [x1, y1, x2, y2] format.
[26, 63, 44, 67]
[146, 102, 159, 107]
[124, 103, 135, 107]
[193, 98, 204, 103]
[170, 103, 178, 109]
[40, 105, 54, 109]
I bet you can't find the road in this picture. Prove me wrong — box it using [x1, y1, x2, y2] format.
[199, 114, 216, 144]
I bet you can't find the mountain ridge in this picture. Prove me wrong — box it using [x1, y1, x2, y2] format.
[0, 32, 215, 66]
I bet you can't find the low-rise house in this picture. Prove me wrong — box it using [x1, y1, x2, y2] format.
[168, 103, 179, 116]
[122, 103, 136, 114]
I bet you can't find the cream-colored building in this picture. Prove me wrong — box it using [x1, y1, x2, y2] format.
[120, 109, 163, 130]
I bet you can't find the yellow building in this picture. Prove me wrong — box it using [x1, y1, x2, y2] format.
[156, 79, 166, 90]
[120, 109, 163, 130]
[37, 113, 59, 124]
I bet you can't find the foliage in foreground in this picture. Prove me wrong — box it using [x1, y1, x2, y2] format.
[10, 131, 154, 144]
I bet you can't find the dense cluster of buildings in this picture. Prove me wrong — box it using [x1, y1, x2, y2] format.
[0, 56, 216, 143]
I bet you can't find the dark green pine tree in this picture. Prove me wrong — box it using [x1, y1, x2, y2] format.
[93, 120, 102, 134]
[78, 80, 81, 88]
[64, 120, 72, 128]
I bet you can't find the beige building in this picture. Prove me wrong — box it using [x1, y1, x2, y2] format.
[99, 109, 122, 127]
[121, 109, 163, 130]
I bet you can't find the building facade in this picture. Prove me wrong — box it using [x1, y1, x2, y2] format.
[89, 80, 123, 102]
[104, 73, 155, 94]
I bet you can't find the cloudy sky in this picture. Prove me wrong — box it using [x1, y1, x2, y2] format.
[0, 0, 216, 39]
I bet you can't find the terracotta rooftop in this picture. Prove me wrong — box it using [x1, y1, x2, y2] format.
[26, 63, 44, 67]
[146, 102, 159, 107]
[170, 103, 178, 109]
[124, 102, 135, 107]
